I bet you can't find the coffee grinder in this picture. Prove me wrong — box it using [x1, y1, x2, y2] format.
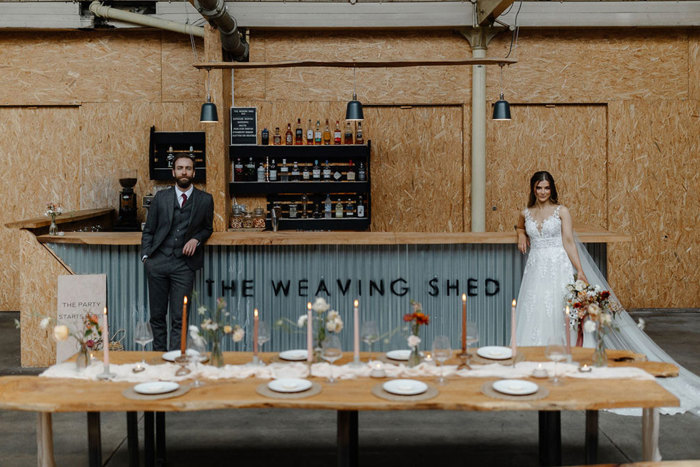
[114, 170, 141, 231]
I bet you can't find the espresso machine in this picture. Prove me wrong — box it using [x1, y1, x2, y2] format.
[114, 171, 141, 231]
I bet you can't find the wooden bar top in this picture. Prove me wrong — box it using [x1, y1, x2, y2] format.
[36, 230, 631, 246]
[6, 208, 114, 230]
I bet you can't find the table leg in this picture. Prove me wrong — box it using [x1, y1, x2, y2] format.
[144, 412, 155, 467]
[585, 410, 598, 464]
[36, 413, 56, 467]
[87, 412, 102, 467]
[337, 410, 358, 467]
[642, 408, 662, 461]
[127, 412, 139, 467]
[156, 412, 166, 466]
[538, 411, 561, 467]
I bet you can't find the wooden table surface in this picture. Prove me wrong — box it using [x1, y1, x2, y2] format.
[0, 350, 678, 414]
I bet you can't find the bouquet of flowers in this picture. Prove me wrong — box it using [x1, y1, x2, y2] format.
[565, 279, 619, 347]
[403, 300, 429, 366]
[297, 297, 343, 349]
[44, 312, 103, 368]
[45, 202, 63, 235]
[191, 297, 244, 367]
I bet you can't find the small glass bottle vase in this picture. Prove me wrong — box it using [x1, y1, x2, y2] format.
[210, 339, 224, 368]
[592, 329, 607, 367]
[48, 214, 58, 236]
[407, 342, 421, 367]
[75, 343, 90, 370]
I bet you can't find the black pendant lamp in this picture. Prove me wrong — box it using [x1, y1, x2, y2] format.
[492, 64, 511, 121]
[200, 68, 219, 124]
[345, 66, 364, 122]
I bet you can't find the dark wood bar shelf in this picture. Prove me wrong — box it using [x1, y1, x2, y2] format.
[229, 181, 369, 195]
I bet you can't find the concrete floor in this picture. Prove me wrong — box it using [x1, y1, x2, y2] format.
[1, 311, 699, 466]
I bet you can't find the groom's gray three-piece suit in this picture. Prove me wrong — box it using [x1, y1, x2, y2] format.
[141, 186, 213, 351]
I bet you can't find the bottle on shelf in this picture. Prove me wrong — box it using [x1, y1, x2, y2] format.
[273, 127, 282, 145]
[246, 157, 256, 181]
[285, 123, 293, 145]
[312, 160, 321, 180]
[261, 127, 270, 145]
[322, 119, 331, 145]
[324, 194, 332, 218]
[301, 194, 309, 218]
[269, 158, 278, 181]
[295, 119, 303, 145]
[357, 194, 366, 217]
[357, 161, 366, 181]
[346, 198, 355, 217]
[355, 122, 364, 144]
[344, 122, 353, 144]
[346, 159, 356, 181]
[334, 120, 342, 145]
[234, 157, 243, 181]
[302, 162, 311, 181]
[289, 202, 298, 218]
[314, 120, 322, 145]
[312, 202, 321, 219]
[280, 158, 289, 182]
[265, 156, 270, 182]
[322, 160, 331, 180]
[256, 161, 265, 182]
[166, 146, 175, 168]
[188, 146, 195, 159]
[335, 198, 343, 218]
[333, 166, 342, 181]
[306, 119, 314, 145]
[292, 161, 301, 181]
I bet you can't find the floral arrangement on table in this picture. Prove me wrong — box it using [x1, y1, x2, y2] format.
[45, 202, 63, 236]
[404, 300, 430, 366]
[191, 297, 245, 367]
[295, 297, 343, 359]
[41, 312, 103, 369]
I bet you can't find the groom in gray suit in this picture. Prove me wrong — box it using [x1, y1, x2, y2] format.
[141, 154, 213, 351]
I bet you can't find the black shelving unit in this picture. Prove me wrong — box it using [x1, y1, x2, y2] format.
[149, 126, 206, 182]
[229, 142, 371, 231]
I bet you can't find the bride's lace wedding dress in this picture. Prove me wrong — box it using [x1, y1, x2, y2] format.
[515, 205, 700, 416]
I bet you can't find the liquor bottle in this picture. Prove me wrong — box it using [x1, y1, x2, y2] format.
[273, 127, 282, 145]
[188, 146, 195, 159]
[306, 119, 314, 145]
[302, 163, 310, 181]
[256, 161, 265, 182]
[357, 195, 365, 217]
[280, 158, 289, 182]
[324, 194, 332, 218]
[301, 194, 309, 218]
[357, 161, 366, 181]
[295, 118, 303, 145]
[346, 159, 356, 181]
[269, 158, 278, 181]
[314, 120, 322, 145]
[265, 156, 270, 182]
[335, 198, 343, 218]
[333, 167, 342, 181]
[322, 119, 331, 145]
[344, 122, 353, 144]
[291, 161, 301, 181]
[346, 198, 355, 217]
[355, 122, 364, 144]
[289, 203, 297, 218]
[246, 157, 256, 181]
[334, 120, 342, 145]
[312, 202, 321, 219]
[234, 157, 243, 181]
[166, 146, 175, 168]
[285, 123, 293, 145]
[261, 128, 270, 145]
[322, 160, 331, 180]
[312, 160, 321, 180]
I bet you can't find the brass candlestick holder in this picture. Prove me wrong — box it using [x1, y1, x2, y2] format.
[457, 350, 472, 370]
[174, 355, 191, 376]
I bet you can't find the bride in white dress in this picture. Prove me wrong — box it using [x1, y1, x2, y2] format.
[514, 171, 700, 416]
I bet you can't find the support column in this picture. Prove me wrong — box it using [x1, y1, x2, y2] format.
[470, 45, 487, 232]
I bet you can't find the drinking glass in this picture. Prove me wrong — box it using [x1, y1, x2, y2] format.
[545, 337, 567, 385]
[255, 321, 271, 366]
[360, 321, 379, 362]
[132, 321, 153, 373]
[321, 335, 342, 383]
[432, 335, 452, 385]
[188, 337, 207, 388]
[460, 321, 479, 369]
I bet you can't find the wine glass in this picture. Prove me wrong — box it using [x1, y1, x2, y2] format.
[321, 335, 342, 384]
[460, 321, 479, 369]
[361, 321, 379, 362]
[188, 337, 207, 388]
[432, 335, 452, 385]
[545, 337, 567, 385]
[255, 321, 271, 366]
[132, 321, 153, 373]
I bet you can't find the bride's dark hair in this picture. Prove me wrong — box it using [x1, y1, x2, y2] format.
[527, 171, 559, 207]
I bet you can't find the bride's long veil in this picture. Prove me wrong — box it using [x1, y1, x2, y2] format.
[576, 235, 700, 416]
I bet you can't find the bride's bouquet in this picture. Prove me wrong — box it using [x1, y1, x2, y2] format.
[565, 279, 619, 346]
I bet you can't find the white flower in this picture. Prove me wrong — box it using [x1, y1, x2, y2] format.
[327, 310, 339, 321]
[39, 317, 51, 329]
[312, 297, 330, 313]
[189, 325, 200, 336]
[232, 327, 245, 342]
[584, 320, 597, 333]
[407, 335, 421, 348]
[594, 285, 602, 292]
[326, 315, 343, 333]
[600, 313, 612, 326]
[197, 306, 207, 316]
[637, 318, 646, 330]
[53, 325, 70, 341]
[574, 280, 587, 292]
[588, 303, 601, 317]
[201, 319, 218, 331]
[297, 315, 308, 327]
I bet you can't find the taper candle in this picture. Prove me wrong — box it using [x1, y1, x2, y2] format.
[353, 299, 360, 362]
[253, 308, 259, 356]
[461, 293, 467, 353]
[306, 302, 313, 363]
[510, 299, 517, 359]
[180, 296, 188, 356]
[564, 305, 571, 355]
[102, 307, 109, 366]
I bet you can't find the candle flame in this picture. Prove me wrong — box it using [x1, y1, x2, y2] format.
[354, 299, 359, 307]
[462, 293, 467, 302]
[512, 299, 517, 307]
[254, 308, 258, 318]
[184, 296, 188, 305]
[565, 305, 570, 316]
[307, 302, 312, 311]
[103, 307, 107, 315]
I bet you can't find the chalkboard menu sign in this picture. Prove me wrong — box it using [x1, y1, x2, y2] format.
[230, 107, 257, 145]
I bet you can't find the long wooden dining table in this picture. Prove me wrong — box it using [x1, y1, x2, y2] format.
[0, 348, 679, 467]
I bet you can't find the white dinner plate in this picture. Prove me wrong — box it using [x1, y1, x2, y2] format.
[268, 378, 313, 393]
[492, 379, 539, 396]
[385, 350, 424, 361]
[383, 379, 429, 396]
[477, 346, 513, 360]
[162, 349, 208, 363]
[133, 381, 180, 395]
[279, 349, 308, 361]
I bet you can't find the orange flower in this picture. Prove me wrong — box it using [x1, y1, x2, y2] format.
[415, 312, 430, 325]
[403, 313, 414, 322]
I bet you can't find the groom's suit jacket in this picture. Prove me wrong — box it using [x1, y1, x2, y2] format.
[140, 186, 214, 270]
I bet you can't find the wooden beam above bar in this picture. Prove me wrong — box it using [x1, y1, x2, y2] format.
[193, 57, 518, 70]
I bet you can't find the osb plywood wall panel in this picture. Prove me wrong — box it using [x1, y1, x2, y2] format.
[690, 31, 700, 101]
[485, 105, 608, 233]
[366, 106, 464, 232]
[607, 100, 699, 309]
[161, 33, 205, 102]
[20, 231, 69, 366]
[0, 107, 81, 310]
[486, 29, 689, 103]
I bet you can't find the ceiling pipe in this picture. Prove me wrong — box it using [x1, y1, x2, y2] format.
[88, 1, 204, 38]
[193, 0, 249, 61]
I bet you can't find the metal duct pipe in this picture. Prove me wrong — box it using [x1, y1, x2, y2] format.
[194, 0, 249, 61]
[89, 1, 204, 38]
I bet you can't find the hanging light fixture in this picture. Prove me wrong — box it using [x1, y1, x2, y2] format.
[345, 66, 364, 122]
[493, 64, 511, 121]
[200, 68, 219, 123]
